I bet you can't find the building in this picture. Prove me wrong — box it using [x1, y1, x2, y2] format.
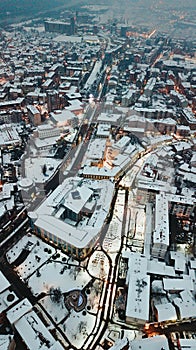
[122, 252, 150, 325]
[129, 335, 170, 350]
[6, 298, 64, 350]
[36, 124, 60, 139]
[47, 91, 61, 113]
[0, 125, 21, 148]
[50, 109, 77, 128]
[151, 193, 170, 260]
[109, 335, 170, 350]
[29, 177, 115, 259]
[27, 105, 41, 126]
[44, 18, 76, 35]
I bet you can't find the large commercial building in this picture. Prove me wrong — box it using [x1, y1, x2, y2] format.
[44, 17, 76, 35]
[29, 177, 115, 259]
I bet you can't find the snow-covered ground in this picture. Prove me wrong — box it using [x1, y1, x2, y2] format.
[63, 309, 96, 349]
[28, 259, 91, 296]
[102, 190, 125, 256]
[6, 235, 56, 272]
[6, 234, 105, 349]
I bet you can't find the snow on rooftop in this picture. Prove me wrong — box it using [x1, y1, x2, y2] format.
[170, 251, 186, 273]
[97, 113, 121, 124]
[0, 289, 18, 314]
[163, 277, 194, 292]
[153, 192, 170, 246]
[7, 298, 32, 324]
[109, 338, 129, 350]
[129, 335, 170, 350]
[9, 236, 56, 280]
[173, 141, 192, 152]
[14, 310, 64, 350]
[0, 271, 10, 293]
[86, 138, 106, 160]
[50, 109, 76, 124]
[115, 136, 131, 150]
[124, 252, 150, 323]
[0, 124, 21, 146]
[190, 260, 196, 270]
[179, 339, 196, 350]
[155, 302, 177, 322]
[173, 290, 196, 319]
[96, 123, 110, 137]
[147, 259, 175, 277]
[32, 177, 115, 249]
[0, 335, 13, 350]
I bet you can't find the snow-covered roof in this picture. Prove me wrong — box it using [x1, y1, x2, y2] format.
[86, 138, 106, 160]
[7, 298, 32, 324]
[163, 277, 194, 292]
[0, 124, 21, 147]
[155, 302, 177, 322]
[153, 193, 170, 247]
[14, 310, 64, 350]
[115, 136, 131, 150]
[0, 335, 13, 350]
[124, 252, 150, 323]
[129, 335, 170, 350]
[50, 109, 76, 124]
[178, 339, 196, 350]
[31, 177, 115, 249]
[170, 251, 186, 273]
[97, 112, 121, 124]
[147, 260, 175, 277]
[0, 271, 10, 293]
[173, 290, 196, 319]
[96, 123, 110, 137]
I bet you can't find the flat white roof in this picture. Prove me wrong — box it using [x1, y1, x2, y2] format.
[63, 186, 93, 214]
[153, 193, 170, 246]
[173, 141, 191, 152]
[0, 272, 10, 293]
[147, 260, 175, 277]
[97, 123, 110, 137]
[15, 310, 64, 350]
[125, 253, 150, 323]
[0, 335, 13, 350]
[7, 298, 32, 324]
[129, 335, 170, 350]
[0, 125, 20, 146]
[190, 260, 196, 270]
[27, 105, 40, 114]
[97, 112, 121, 124]
[155, 302, 177, 322]
[163, 277, 194, 292]
[86, 138, 106, 160]
[115, 136, 131, 150]
[50, 109, 75, 123]
[179, 339, 196, 350]
[170, 251, 186, 272]
[173, 290, 196, 319]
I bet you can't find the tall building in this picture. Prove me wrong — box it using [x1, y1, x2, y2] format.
[44, 17, 76, 35]
[47, 91, 61, 113]
[26, 105, 41, 126]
